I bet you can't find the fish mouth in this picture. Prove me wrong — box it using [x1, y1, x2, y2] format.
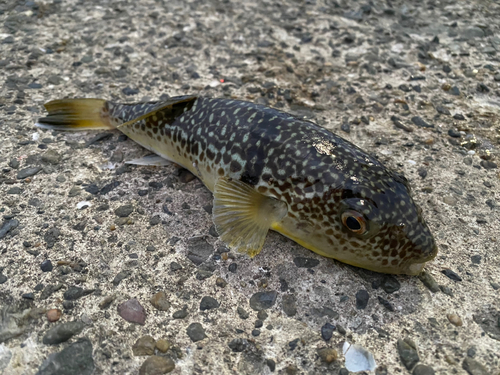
[404, 243, 439, 275]
[405, 262, 427, 276]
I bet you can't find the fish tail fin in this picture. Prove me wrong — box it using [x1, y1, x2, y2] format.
[36, 99, 114, 131]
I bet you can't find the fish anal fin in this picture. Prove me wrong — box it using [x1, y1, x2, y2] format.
[213, 178, 287, 257]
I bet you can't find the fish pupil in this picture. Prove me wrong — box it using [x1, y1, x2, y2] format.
[346, 216, 361, 230]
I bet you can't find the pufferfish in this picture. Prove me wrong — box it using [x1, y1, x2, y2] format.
[36, 95, 437, 275]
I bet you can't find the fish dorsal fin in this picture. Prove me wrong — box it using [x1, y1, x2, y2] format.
[213, 177, 287, 257]
[125, 154, 173, 166]
[116, 95, 198, 129]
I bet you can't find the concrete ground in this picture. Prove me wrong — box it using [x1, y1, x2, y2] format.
[0, 0, 499, 374]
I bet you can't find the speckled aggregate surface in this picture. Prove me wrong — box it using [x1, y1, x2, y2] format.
[0, 0, 499, 374]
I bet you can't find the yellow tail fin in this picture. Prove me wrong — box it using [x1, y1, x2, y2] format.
[36, 99, 113, 131]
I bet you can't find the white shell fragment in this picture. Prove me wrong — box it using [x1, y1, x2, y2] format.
[342, 342, 377, 372]
[77, 201, 92, 210]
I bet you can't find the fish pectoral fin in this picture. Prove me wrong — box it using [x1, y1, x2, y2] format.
[125, 154, 173, 166]
[213, 177, 287, 257]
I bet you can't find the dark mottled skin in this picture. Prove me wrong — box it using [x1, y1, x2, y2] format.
[48, 95, 439, 274]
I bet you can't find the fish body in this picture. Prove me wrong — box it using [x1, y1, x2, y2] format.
[37, 95, 437, 275]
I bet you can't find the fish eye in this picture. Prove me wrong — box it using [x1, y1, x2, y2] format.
[341, 210, 367, 234]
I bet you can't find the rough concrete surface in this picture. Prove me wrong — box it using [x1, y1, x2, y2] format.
[0, 0, 499, 374]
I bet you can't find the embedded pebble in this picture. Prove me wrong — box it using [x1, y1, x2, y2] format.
[200, 296, 219, 311]
[293, 257, 320, 268]
[186, 323, 207, 342]
[317, 348, 338, 363]
[447, 314, 463, 327]
[228, 338, 248, 352]
[17, 167, 42, 179]
[237, 307, 249, 319]
[282, 294, 297, 316]
[155, 339, 171, 353]
[114, 204, 134, 217]
[40, 260, 53, 272]
[150, 292, 171, 311]
[418, 272, 440, 293]
[462, 357, 489, 375]
[321, 323, 336, 341]
[381, 275, 401, 293]
[249, 291, 278, 311]
[37, 339, 94, 375]
[46, 309, 62, 322]
[216, 277, 227, 288]
[413, 364, 435, 375]
[42, 321, 85, 345]
[139, 356, 175, 375]
[378, 296, 395, 311]
[441, 269, 462, 282]
[355, 290, 369, 309]
[132, 335, 156, 356]
[397, 338, 420, 370]
[117, 299, 146, 325]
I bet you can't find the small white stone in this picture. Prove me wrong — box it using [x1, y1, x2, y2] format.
[407, 160, 417, 165]
[77, 201, 92, 210]
[343, 342, 377, 372]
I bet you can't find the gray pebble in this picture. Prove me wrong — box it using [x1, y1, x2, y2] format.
[228, 338, 248, 352]
[68, 186, 81, 197]
[41, 150, 61, 165]
[411, 116, 433, 128]
[257, 310, 268, 320]
[355, 290, 369, 309]
[112, 270, 131, 286]
[321, 322, 336, 341]
[397, 338, 420, 370]
[42, 321, 85, 345]
[237, 307, 249, 319]
[8, 159, 20, 169]
[200, 296, 219, 311]
[480, 160, 497, 169]
[381, 275, 401, 293]
[63, 286, 84, 300]
[17, 166, 42, 179]
[186, 236, 213, 265]
[114, 204, 134, 217]
[462, 357, 489, 375]
[249, 291, 278, 311]
[149, 216, 161, 226]
[418, 272, 440, 293]
[0, 219, 19, 239]
[413, 364, 435, 375]
[37, 338, 94, 375]
[293, 257, 320, 268]
[378, 296, 395, 311]
[7, 186, 23, 194]
[40, 260, 53, 272]
[173, 307, 188, 319]
[186, 323, 207, 342]
[282, 294, 297, 316]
